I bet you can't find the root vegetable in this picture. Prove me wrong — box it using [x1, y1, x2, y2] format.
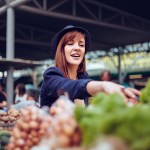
[62, 124, 74, 136]
[16, 138, 25, 147]
[58, 135, 70, 147]
[29, 121, 39, 129]
[32, 137, 40, 145]
[8, 106, 52, 149]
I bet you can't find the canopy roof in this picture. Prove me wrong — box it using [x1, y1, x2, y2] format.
[1, 0, 150, 60]
[0, 58, 43, 71]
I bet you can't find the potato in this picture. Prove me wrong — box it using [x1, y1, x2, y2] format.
[23, 146, 30, 150]
[16, 138, 25, 147]
[1, 116, 9, 122]
[0, 110, 7, 116]
[7, 143, 15, 149]
[10, 111, 20, 117]
[25, 139, 33, 148]
[18, 121, 30, 131]
[10, 120, 17, 126]
[62, 124, 74, 136]
[58, 134, 70, 147]
[8, 106, 52, 149]
[8, 108, 16, 114]
[29, 121, 39, 129]
[14, 147, 22, 150]
[0, 121, 5, 126]
[38, 129, 46, 136]
[9, 116, 16, 122]
[30, 130, 38, 137]
[31, 137, 40, 145]
[13, 128, 22, 139]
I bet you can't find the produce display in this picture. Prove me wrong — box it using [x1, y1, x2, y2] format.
[0, 108, 20, 131]
[7, 106, 52, 150]
[0, 130, 11, 150]
[75, 80, 150, 150]
[140, 79, 150, 104]
[49, 97, 81, 149]
[0, 79, 150, 150]
[31, 96, 82, 150]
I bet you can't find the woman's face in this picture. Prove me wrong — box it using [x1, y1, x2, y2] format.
[64, 36, 85, 67]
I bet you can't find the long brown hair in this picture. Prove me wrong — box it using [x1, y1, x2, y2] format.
[55, 31, 86, 78]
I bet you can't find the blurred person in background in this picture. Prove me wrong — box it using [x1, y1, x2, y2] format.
[14, 83, 27, 104]
[0, 82, 7, 109]
[0, 92, 6, 103]
[0, 92, 7, 110]
[0, 82, 6, 98]
[12, 88, 40, 110]
[100, 70, 112, 81]
[40, 25, 140, 107]
[26, 88, 39, 102]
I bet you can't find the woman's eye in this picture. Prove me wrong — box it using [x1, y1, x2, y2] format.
[79, 44, 85, 47]
[67, 43, 73, 45]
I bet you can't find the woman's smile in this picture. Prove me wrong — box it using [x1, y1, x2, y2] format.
[71, 53, 81, 60]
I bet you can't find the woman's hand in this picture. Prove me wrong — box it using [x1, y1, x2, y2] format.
[101, 81, 141, 103]
[101, 81, 124, 94]
[87, 81, 141, 103]
[121, 87, 140, 104]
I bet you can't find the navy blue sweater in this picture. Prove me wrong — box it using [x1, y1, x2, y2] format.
[40, 66, 92, 107]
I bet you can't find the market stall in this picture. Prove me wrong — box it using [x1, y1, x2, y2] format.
[0, 79, 150, 150]
[0, 58, 43, 109]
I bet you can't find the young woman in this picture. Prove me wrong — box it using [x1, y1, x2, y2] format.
[40, 25, 140, 107]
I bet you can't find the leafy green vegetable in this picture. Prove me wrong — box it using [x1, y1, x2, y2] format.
[74, 92, 150, 150]
[0, 130, 11, 150]
[140, 79, 150, 103]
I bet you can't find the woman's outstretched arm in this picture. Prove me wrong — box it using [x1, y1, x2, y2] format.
[86, 81, 140, 101]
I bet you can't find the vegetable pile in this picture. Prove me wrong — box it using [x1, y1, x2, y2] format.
[0, 108, 20, 131]
[7, 106, 51, 150]
[140, 79, 150, 103]
[48, 97, 81, 149]
[2, 80, 150, 150]
[74, 80, 150, 150]
[0, 130, 11, 150]
[7, 97, 82, 150]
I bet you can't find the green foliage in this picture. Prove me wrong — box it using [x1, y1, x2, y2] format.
[0, 130, 11, 150]
[74, 92, 150, 150]
[140, 79, 150, 103]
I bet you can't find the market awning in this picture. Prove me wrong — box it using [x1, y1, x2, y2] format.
[0, 58, 43, 71]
